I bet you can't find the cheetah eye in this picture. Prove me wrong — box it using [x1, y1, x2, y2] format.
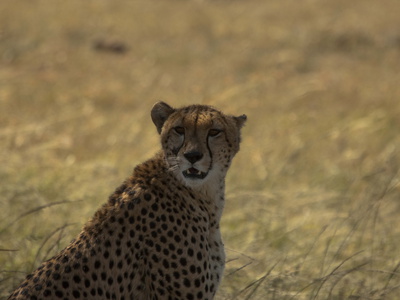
[174, 126, 185, 135]
[208, 129, 222, 137]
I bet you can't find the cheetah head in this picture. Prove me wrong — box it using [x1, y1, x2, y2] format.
[151, 101, 246, 189]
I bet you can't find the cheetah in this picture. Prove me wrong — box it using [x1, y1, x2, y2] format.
[8, 102, 247, 300]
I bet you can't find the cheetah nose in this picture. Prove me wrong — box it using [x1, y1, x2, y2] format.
[184, 151, 203, 164]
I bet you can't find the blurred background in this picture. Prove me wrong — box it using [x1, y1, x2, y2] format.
[1, 0, 400, 298]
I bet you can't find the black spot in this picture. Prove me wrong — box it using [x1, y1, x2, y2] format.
[151, 203, 158, 211]
[55, 290, 63, 298]
[108, 277, 114, 285]
[52, 273, 60, 280]
[101, 272, 107, 281]
[73, 275, 81, 283]
[184, 278, 191, 288]
[62, 281, 69, 289]
[127, 201, 135, 210]
[157, 288, 165, 296]
[179, 258, 187, 266]
[194, 278, 201, 287]
[20, 288, 28, 296]
[144, 193, 152, 201]
[190, 265, 196, 274]
[20, 283, 28, 288]
[117, 261, 124, 269]
[187, 293, 194, 300]
[94, 260, 101, 269]
[162, 259, 169, 268]
[117, 275, 123, 284]
[72, 290, 80, 298]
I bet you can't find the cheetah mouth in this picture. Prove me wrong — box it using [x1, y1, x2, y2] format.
[183, 167, 208, 179]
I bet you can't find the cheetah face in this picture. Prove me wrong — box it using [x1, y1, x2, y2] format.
[151, 102, 246, 188]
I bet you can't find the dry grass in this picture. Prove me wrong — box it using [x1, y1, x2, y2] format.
[1, 0, 400, 299]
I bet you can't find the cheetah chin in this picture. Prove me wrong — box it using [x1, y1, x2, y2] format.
[183, 167, 208, 179]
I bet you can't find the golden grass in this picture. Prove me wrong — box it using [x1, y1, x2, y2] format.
[1, 0, 400, 298]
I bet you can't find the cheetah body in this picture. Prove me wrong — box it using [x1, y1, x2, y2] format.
[8, 102, 246, 300]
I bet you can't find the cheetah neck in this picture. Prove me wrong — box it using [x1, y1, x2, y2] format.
[157, 151, 227, 223]
[183, 166, 227, 225]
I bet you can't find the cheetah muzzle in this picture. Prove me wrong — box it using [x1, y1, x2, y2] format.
[8, 102, 247, 300]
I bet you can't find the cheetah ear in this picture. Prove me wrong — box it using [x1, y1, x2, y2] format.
[234, 114, 247, 129]
[151, 101, 176, 134]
